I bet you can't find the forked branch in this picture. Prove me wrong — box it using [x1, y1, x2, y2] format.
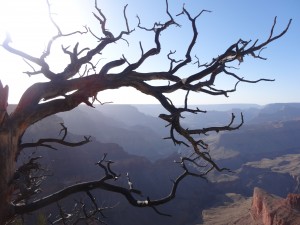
[13, 154, 209, 217]
[0, 0, 291, 221]
[19, 123, 91, 152]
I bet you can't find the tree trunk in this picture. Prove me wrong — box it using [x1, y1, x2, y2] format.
[0, 127, 19, 224]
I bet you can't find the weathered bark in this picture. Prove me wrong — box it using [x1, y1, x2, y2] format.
[0, 126, 20, 224]
[0, 83, 24, 224]
[0, 82, 14, 224]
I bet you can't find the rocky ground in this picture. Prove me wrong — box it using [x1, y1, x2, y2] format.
[201, 193, 253, 225]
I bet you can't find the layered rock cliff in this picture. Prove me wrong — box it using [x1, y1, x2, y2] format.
[251, 187, 300, 225]
[201, 188, 300, 225]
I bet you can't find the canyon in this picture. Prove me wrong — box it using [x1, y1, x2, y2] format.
[14, 103, 300, 224]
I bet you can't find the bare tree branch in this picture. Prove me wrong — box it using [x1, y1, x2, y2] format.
[0, 0, 292, 223]
[19, 123, 91, 152]
[13, 154, 208, 217]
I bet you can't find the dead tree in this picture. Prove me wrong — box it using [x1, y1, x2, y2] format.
[0, 0, 291, 224]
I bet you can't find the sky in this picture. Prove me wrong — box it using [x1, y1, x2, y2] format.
[0, 0, 299, 106]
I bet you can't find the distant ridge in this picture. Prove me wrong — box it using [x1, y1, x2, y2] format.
[133, 103, 262, 116]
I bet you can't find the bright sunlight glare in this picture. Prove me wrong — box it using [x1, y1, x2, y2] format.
[0, 0, 86, 103]
[0, 0, 56, 55]
[0, 0, 83, 54]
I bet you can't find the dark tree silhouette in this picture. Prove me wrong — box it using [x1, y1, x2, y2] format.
[0, 0, 291, 224]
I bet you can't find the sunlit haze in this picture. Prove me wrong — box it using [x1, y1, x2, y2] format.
[0, 0, 299, 105]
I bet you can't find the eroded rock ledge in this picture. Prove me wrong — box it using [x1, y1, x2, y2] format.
[251, 187, 300, 225]
[201, 188, 300, 225]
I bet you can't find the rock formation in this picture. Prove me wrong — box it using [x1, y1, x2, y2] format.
[201, 187, 300, 225]
[284, 193, 300, 211]
[250, 187, 300, 225]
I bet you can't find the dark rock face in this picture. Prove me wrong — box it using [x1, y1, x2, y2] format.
[285, 193, 300, 211]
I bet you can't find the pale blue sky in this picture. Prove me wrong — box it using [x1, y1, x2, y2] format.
[0, 0, 299, 105]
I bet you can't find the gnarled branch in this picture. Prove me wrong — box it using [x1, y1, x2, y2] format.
[0, 0, 291, 222]
[19, 123, 91, 152]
